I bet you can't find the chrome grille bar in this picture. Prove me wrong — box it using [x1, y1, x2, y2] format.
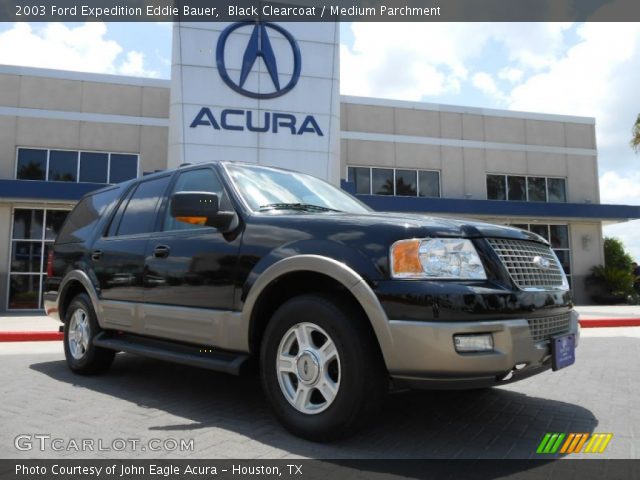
[527, 313, 572, 343]
[487, 238, 566, 290]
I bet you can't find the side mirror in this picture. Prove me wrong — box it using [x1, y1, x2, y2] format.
[170, 192, 237, 231]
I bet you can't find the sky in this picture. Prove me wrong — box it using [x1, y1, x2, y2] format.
[0, 21, 639, 260]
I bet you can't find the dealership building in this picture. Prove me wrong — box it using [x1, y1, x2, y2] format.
[1, 22, 639, 312]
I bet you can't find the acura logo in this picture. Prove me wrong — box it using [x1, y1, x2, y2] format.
[216, 21, 301, 99]
[532, 256, 551, 270]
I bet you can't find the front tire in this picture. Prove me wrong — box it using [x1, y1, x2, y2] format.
[63, 293, 115, 374]
[260, 294, 387, 441]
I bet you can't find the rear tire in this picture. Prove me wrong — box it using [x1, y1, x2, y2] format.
[260, 293, 387, 441]
[63, 293, 115, 374]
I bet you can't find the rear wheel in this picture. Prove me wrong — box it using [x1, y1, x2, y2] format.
[63, 293, 115, 374]
[260, 294, 387, 441]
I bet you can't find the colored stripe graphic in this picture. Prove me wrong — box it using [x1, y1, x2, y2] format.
[537, 433, 613, 454]
[559, 433, 575, 453]
[537, 433, 552, 454]
[537, 433, 565, 454]
[585, 433, 613, 453]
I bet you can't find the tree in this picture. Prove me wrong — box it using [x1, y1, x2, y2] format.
[586, 237, 635, 301]
[632, 114, 640, 153]
[604, 237, 633, 271]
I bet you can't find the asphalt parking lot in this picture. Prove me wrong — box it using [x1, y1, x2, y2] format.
[0, 330, 637, 460]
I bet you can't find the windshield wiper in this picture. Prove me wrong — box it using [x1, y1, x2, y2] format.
[258, 203, 341, 212]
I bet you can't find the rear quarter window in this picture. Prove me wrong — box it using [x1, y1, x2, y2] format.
[56, 187, 122, 244]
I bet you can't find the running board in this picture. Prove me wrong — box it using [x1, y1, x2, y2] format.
[93, 332, 250, 375]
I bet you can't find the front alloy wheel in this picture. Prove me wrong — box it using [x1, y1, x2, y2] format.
[260, 293, 387, 442]
[277, 322, 341, 415]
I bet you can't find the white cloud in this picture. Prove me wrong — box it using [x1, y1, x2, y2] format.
[471, 72, 507, 103]
[487, 23, 573, 70]
[507, 24, 640, 119]
[340, 23, 574, 101]
[592, 172, 640, 260]
[503, 22, 640, 205]
[599, 171, 640, 205]
[119, 51, 157, 77]
[498, 67, 523, 83]
[340, 23, 487, 100]
[0, 23, 157, 77]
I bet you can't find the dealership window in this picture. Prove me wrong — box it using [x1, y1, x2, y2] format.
[487, 175, 566, 202]
[16, 148, 139, 184]
[8, 208, 70, 310]
[509, 223, 572, 288]
[347, 166, 441, 197]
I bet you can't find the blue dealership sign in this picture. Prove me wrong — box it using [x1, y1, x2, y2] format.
[216, 21, 302, 99]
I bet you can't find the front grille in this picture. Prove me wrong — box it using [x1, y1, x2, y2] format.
[487, 238, 566, 290]
[527, 313, 571, 343]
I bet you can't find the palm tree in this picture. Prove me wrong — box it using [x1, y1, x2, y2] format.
[632, 114, 640, 153]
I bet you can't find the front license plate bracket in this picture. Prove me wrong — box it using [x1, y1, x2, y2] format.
[551, 333, 576, 371]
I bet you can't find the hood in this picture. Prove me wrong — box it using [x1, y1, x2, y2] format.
[260, 211, 547, 244]
[258, 210, 548, 244]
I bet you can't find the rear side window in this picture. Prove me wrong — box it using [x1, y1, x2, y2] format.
[111, 176, 171, 236]
[56, 187, 122, 244]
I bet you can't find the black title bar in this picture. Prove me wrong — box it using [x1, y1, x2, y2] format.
[2, 0, 640, 22]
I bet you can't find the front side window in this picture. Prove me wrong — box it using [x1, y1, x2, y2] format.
[113, 176, 171, 236]
[226, 164, 371, 214]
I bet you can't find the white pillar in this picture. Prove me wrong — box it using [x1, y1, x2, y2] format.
[168, 21, 341, 184]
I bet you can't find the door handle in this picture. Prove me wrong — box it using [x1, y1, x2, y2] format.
[153, 245, 171, 258]
[91, 250, 103, 261]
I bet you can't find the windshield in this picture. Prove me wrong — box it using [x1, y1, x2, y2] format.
[224, 164, 372, 214]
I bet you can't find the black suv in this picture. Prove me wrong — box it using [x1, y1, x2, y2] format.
[45, 161, 578, 441]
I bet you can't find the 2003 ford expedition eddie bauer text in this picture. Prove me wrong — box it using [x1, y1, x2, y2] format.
[45, 161, 578, 441]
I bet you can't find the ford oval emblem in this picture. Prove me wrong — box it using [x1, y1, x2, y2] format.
[532, 256, 551, 270]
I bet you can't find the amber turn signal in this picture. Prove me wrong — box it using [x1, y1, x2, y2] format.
[175, 216, 207, 225]
[390, 239, 423, 276]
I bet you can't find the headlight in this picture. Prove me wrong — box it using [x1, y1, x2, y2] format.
[390, 238, 487, 280]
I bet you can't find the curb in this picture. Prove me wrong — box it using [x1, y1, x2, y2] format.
[579, 318, 640, 328]
[0, 331, 63, 342]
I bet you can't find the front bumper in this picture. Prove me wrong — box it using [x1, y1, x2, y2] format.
[386, 310, 579, 389]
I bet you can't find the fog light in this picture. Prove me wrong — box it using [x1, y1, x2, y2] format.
[453, 334, 494, 352]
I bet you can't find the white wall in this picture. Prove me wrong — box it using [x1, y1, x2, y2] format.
[169, 22, 341, 184]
